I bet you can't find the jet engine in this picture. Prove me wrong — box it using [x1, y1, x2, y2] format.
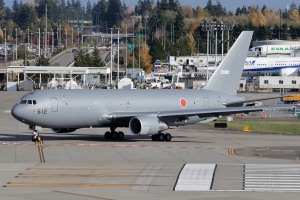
[129, 116, 168, 135]
[52, 128, 77, 133]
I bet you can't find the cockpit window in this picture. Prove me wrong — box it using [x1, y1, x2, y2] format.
[19, 100, 37, 105]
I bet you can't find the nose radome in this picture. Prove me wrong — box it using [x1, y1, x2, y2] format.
[11, 104, 21, 120]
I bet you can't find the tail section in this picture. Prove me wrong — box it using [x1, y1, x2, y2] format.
[202, 31, 253, 95]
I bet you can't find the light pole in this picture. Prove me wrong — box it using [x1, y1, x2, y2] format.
[26, 28, 29, 44]
[65, 29, 67, 49]
[15, 28, 18, 61]
[117, 28, 120, 83]
[51, 29, 54, 54]
[42, 31, 44, 56]
[71, 27, 73, 45]
[110, 28, 114, 88]
[77, 27, 79, 46]
[4, 28, 6, 63]
[30, 32, 33, 49]
[57, 28, 60, 49]
[38, 28, 41, 57]
[132, 19, 135, 79]
[44, 29, 46, 57]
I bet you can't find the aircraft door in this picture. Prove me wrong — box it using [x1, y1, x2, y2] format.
[50, 97, 58, 112]
[203, 97, 210, 109]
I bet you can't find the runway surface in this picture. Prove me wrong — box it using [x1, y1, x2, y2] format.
[1, 91, 300, 199]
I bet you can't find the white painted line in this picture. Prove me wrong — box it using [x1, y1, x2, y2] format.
[174, 164, 216, 191]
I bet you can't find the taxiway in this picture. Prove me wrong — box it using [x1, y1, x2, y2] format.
[1, 91, 300, 200]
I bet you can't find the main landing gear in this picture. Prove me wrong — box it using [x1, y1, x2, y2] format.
[104, 127, 125, 141]
[151, 133, 172, 142]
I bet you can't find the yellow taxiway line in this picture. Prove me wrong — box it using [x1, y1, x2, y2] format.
[17, 173, 136, 178]
[5, 182, 144, 188]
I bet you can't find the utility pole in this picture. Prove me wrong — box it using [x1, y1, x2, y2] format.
[132, 19, 135, 79]
[38, 28, 40, 57]
[117, 28, 120, 83]
[15, 28, 18, 61]
[110, 28, 114, 88]
[45, 3, 47, 58]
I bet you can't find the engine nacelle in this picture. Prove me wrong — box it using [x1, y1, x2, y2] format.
[279, 68, 298, 76]
[52, 128, 77, 133]
[129, 116, 168, 135]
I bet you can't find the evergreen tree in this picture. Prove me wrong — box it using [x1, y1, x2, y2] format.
[91, 47, 105, 67]
[86, 0, 92, 19]
[174, 8, 185, 41]
[0, 0, 4, 10]
[12, 0, 19, 12]
[149, 38, 166, 62]
[106, 0, 124, 27]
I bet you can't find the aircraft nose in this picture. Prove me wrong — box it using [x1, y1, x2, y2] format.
[11, 104, 23, 121]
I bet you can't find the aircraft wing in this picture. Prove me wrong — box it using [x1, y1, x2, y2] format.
[106, 105, 292, 121]
[223, 96, 283, 107]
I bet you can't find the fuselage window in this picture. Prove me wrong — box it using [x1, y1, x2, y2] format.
[28, 100, 32, 105]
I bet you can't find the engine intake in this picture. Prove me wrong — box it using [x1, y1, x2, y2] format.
[129, 115, 168, 135]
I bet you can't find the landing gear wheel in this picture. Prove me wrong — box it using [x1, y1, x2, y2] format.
[32, 135, 37, 142]
[118, 132, 125, 140]
[158, 133, 165, 141]
[104, 131, 111, 140]
[32, 130, 41, 143]
[165, 133, 172, 141]
[111, 132, 118, 140]
[151, 134, 158, 141]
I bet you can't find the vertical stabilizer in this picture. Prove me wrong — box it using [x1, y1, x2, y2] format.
[202, 31, 253, 95]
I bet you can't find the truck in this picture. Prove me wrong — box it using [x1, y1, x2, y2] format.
[282, 94, 300, 104]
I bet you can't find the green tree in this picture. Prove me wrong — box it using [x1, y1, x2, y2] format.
[35, 56, 50, 66]
[91, 47, 105, 67]
[14, 4, 37, 30]
[0, 0, 4, 9]
[106, 0, 124, 27]
[149, 38, 166, 62]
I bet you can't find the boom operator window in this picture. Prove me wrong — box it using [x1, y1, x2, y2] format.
[20, 100, 37, 105]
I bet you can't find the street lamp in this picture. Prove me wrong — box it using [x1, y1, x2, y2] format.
[26, 28, 29, 44]
[30, 32, 33, 49]
[44, 29, 46, 57]
[65, 29, 67, 49]
[57, 28, 60, 49]
[15, 28, 18, 61]
[51, 29, 54, 54]
[110, 28, 114, 88]
[38, 28, 41, 57]
[71, 27, 73, 45]
[4, 28, 6, 63]
[77, 27, 79, 46]
[117, 27, 120, 82]
[132, 19, 135, 79]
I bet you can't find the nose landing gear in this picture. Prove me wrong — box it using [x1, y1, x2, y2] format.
[31, 130, 42, 143]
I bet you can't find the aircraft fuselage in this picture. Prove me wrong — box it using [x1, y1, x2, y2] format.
[12, 89, 240, 129]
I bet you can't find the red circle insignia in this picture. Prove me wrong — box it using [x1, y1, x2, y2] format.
[180, 98, 187, 108]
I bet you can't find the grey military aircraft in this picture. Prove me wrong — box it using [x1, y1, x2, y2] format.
[11, 31, 278, 142]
